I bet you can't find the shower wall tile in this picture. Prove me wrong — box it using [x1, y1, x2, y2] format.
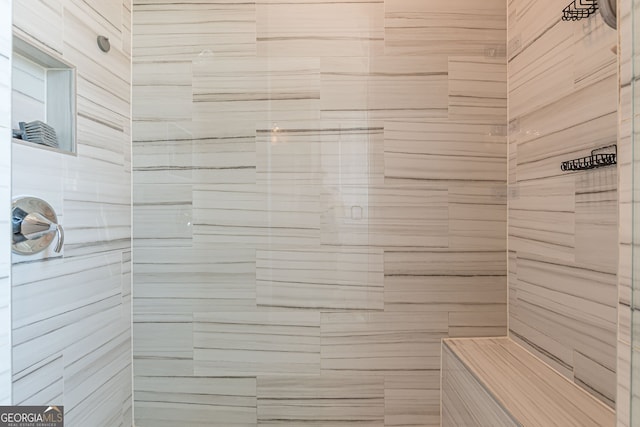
[385, 373, 441, 427]
[256, 247, 384, 310]
[135, 376, 257, 426]
[574, 170, 618, 274]
[385, 275, 507, 314]
[508, 0, 618, 407]
[133, 183, 193, 247]
[384, 0, 506, 57]
[193, 58, 320, 123]
[192, 183, 321, 248]
[320, 312, 448, 374]
[508, 23, 575, 120]
[320, 56, 448, 120]
[448, 183, 507, 251]
[133, 0, 507, 425]
[384, 120, 506, 182]
[133, 120, 257, 186]
[322, 184, 449, 247]
[133, 1, 257, 61]
[193, 312, 321, 376]
[621, 4, 634, 427]
[13, 0, 64, 54]
[448, 56, 507, 123]
[256, 0, 384, 57]
[0, 0, 11, 403]
[10, 0, 132, 424]
[618, 0, 633, 424]
[257, 376, 385, 426]
[319, 121, 385, 186]
[384, 249, 507, 315]
[134, 246, 256, 314]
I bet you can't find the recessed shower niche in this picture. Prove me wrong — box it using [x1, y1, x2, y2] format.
[11, 36, 76, 154]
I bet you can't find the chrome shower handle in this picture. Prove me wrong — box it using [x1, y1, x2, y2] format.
[54, 223, 64, 253]
[12, 197, 64, 255]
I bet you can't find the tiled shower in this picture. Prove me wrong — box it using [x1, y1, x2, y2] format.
[0, 0, 633, 425]
[132, 1, 506, 425]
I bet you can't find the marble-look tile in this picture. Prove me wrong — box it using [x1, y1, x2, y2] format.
[509, 176, 576, 262]
[129, 0, 510, 424]
[255, 122, 324, 185]
[133, 61, 192, 122]
[321, 57, 448, 120]
[193, 311, 321, 376]
[321, 184, 449, 247]
[384, 120, 506, 181]
[10, 1, 132, 424]
[257, 376, 384, 426]
[448, 56, 507, 123]
[508, 0, 618, 407]
[13, 0, 64, 54]
[256, 0, 384, 57]
[133, 1, 256, 60]
[385, 373, 440, 427]
[509, 255, 617, 387]
[133, 183, 193, 247]
[512, 77, 618, 182]
[573, 349, 616, 406]
[384, 249, 507, 277]
[134, 320, 193, 360]
[63, 8, 130, 102]
[135, 377, 257, 426]
[192, 183, 320, 248]
[12, 253, 123, 373]
[619, 0, 633, 423]
[63, 198, 131, 257]
[321, 312, 447, 374]
[441, 345, 516, 427]
[13, 355, 63, 405]
[443, 338, 615, 426]
[448, 311, 507, 338]
[385, 0, 506, 57]
[0, 0, 10, 406]
[193, 57, 320, 123]
[319, 122, 384, 186]
[385, 274, 507, 313]
[508, 23, 575, 120]
[449, 183, 507, 250]
[256, 247, 383, 310]
[572, 16, 617, 89]
[133, 246, 256, 314]
[574, 169, 618, 274]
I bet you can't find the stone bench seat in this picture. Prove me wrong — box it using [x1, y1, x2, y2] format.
[441, 337, 615, 427]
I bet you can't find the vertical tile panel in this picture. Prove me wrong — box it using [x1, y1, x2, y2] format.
[11, 1, 132, 425]
[507, 0, 618, 407]
[0, 0, 10, 406]
[133, 1, 508, 426]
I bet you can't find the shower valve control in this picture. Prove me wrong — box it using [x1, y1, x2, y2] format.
[12, 196, 64, 255]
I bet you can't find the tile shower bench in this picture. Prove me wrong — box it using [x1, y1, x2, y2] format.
[441, 337, 615, 426]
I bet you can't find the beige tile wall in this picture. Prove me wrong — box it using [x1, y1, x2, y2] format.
[618, 0, 632, 425]
[507, 0, 618, 408]
[132, 0, 507, 426]
[10, 0, 132, 425]
[0, 0, 11, 407]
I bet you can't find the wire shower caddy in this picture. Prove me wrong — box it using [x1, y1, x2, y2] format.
[562, 0, 598, 21]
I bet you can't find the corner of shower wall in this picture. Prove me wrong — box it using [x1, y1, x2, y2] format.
[0, 0, 12, 406]
[506, 0, 619, 409]
[8, 0, 133, 424]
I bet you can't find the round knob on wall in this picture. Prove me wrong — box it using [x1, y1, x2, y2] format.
[97, 35, 111, 53]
